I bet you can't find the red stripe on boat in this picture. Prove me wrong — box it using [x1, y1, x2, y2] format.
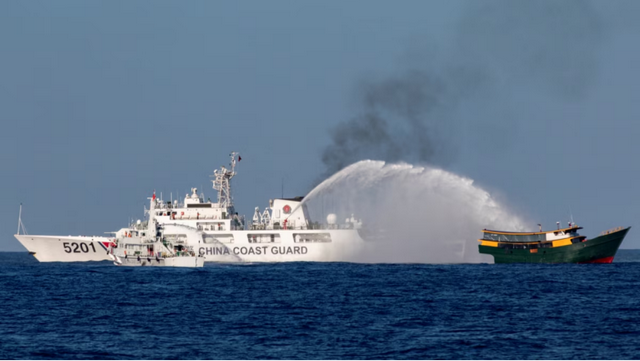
[579, 256, 614, 264]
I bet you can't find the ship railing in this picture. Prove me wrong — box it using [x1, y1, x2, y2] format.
[251, 223, 361, 231]
[160, 252, 195, 258]
[299, 224, 358, 230]
[600, 227, 624, 236]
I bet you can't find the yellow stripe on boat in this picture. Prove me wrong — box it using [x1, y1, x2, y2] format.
[552, 239, 573, 247]
[480, 240, 499, 247]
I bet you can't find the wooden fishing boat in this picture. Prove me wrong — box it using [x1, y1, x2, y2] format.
[478, 225, 630, 264]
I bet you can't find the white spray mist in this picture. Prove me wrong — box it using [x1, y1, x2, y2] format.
[304, 160, 529, 263]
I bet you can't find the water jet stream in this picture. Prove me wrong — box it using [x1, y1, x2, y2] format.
[303, 160, 528, 263]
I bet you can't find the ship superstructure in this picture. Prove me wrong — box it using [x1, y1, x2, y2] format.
[15, 153, 365, 263]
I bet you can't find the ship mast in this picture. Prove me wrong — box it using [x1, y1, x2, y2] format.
[17, 204, 22, 235]
[212, 152, 239, 208]
[16, 204, 27, 235]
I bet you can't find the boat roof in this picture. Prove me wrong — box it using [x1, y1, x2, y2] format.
[482, 225, 583, 236]
[280, 196, 304, 202]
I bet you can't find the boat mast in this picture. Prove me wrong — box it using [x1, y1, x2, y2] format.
[16, 203, 27, 235]
[212, 152, 239, 208]
[17, 203, 22, 235]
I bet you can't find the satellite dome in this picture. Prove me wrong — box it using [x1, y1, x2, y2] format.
[326, 213, 337, 225]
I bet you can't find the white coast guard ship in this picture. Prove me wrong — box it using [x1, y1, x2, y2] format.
[15, 153, 365, 263]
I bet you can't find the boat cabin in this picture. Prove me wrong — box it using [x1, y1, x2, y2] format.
[479, 226, 587, 249]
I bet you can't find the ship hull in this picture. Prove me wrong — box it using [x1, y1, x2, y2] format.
[15, 229, 365, 263]
[479, 228, 629, 264]
[113, 255, 204, 267]
[14, 235, 113, 262]
[195, 229, 363, 263]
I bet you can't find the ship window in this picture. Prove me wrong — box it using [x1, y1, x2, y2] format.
[203, 234, 233, 243]
[293, 233, 332, 243]
[164, 234, 188, 243]
[247, 234, 281, 243]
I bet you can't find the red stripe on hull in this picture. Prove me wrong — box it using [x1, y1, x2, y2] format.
[579, 256, 614, 264]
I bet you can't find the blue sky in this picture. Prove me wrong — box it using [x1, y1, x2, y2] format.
[2, 0, 640, 251]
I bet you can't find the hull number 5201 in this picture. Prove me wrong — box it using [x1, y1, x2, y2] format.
[63, 242, 96, 253]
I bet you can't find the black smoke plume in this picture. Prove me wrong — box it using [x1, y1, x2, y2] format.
[321, 0, 604, 177]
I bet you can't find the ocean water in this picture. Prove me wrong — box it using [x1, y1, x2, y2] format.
[2, 251, 640, 359]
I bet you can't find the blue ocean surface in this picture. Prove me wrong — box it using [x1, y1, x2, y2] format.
[2, 251, 640, 360]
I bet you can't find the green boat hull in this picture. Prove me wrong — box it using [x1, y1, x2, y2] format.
[479, 227, 630, 264]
